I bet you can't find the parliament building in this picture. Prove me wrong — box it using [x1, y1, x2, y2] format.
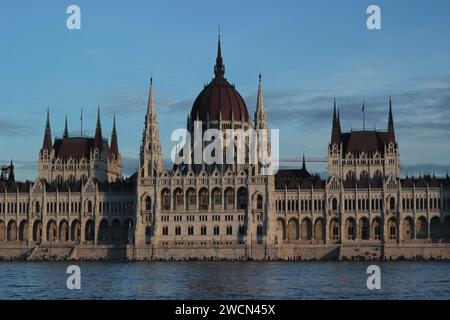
[1, 38, 450, 260]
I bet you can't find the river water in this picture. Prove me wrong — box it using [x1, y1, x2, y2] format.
[0, 261, 449, 299]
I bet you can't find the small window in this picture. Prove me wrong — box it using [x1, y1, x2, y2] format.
[256, 195, 263, 210]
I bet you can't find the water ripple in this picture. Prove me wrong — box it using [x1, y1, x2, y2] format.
[0, 261, 449, 299]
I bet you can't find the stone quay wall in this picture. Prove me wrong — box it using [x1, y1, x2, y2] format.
[1, 242, 449, 261]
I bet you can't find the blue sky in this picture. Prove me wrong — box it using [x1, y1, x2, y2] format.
[1, 0, 450, 180]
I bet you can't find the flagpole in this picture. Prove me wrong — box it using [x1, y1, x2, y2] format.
[362, 100, 365, 131]
[81, 108, 83, 137]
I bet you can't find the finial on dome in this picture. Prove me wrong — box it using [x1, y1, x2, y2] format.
[214, 27, 225, 78]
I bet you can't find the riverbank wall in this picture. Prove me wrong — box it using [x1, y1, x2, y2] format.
[1, 242, 450, 261]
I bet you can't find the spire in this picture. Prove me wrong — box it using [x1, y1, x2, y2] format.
[141, 77, 163, 177]
[256, 73, 265, 113]
[110, 114, 119, 158]
[63, 115, 69, 138]
[254, 73, 267, 129]
[45, 108, 50, 131]
[331, 99, 340, 145]
[147, 77, 155, 114]
[302, 153, 306, 170]
[42, 108, 52, 151]
[94, 106, 103, 150]
[387, 96, 396, 143]
[214, 30, 225, 79]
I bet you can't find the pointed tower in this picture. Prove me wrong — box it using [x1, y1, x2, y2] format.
[214, 32, 225, 79]
[384, 96, 400, 179]
[140, 78, 163, 177]
[254, 74, 267, 130]
[135, 77, 164, 247]
[39, 108, 54, 181]
[94, 106, 103, 150]
[110, 115, 119, 158]
[330, 99, 340, 145]
[63, 115, 69, 138]
[42, 109, 53, 151]
[387, 96, 396, 144]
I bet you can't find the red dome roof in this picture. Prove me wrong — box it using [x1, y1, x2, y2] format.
[191, 78, 249, 122]
[190, 37, 249, 123]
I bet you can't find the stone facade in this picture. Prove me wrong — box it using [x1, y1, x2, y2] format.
[1, 38, 450, 261]
[38, 109, 121, 184]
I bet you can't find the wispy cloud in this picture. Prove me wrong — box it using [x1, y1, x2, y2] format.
[242, 76, 450, 143]
[0, 120, 35, 137]
[100, 86, 193, 117]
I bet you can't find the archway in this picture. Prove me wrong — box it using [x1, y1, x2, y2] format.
[84, 219, 95, 241]
[224, 187, 235, 210]
[173, 188, 184, 210]
[33, 220, 42, 242]
[98, 219, 110, 243]
[344, 218, 356, 240]
[71, 220, 81, 242]
[358, 217, 369, 240]
[314, 218, 325, 242]
[371, 217, 381, 240]
[387, 217, 397, 241]
[403, 216, 414, 240]
[416, 216, 428, 239]
[7, 220, 17, 241]
[430, 216, 441, 240]
[161, 188, 171, 210]
[19, 220, 28, 241]
[198, 188, 209, 210]
[59, 220, 69, 241]
[329, 218, 340, 241]
[301, 218, 312, 240]
[46, 220, 57, 242]
[287, 218, 299, 242]
[211, 187, 222, 210]
[186, 188, 197, 210]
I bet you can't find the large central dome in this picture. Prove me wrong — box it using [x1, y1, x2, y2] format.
[190, 37, 249, 123]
